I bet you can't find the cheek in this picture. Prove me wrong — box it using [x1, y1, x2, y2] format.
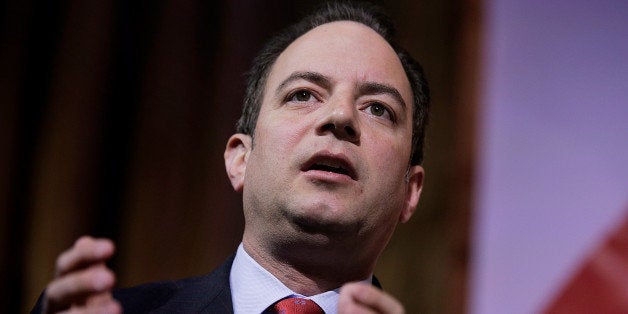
[365, 133, 411, 171]
[258, 114, 309, 151]
[249, 129, 301, 180]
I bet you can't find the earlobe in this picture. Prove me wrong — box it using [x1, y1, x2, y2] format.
[224, 134, 252, 193]
[399, 165, 424, 223]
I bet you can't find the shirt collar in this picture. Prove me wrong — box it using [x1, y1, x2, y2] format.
[230, 243, 370, 314]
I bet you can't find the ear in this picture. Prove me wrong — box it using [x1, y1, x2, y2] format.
[224, 133, 252, 193]
[399, 165, 424, 223]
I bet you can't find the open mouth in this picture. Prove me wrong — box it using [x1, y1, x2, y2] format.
[309, 163, 350, 176]
[302, 153, 357, 180]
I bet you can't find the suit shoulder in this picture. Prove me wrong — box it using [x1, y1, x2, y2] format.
[113, 254, 235, 313]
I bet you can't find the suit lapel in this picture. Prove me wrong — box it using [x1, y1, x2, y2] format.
[114, 254, 384, 313]
[113, 254, 235, 313]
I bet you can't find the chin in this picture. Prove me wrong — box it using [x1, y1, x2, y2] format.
[287, 208, 360, 238]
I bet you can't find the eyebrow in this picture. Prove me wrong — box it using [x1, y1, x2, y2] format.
[357, 82, 407, 110]
[276, 71, 332, 96]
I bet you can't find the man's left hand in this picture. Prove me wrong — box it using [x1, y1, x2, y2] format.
[338, 282, 405, 314]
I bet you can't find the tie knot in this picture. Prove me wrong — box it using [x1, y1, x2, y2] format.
[271, 297, 324, 314]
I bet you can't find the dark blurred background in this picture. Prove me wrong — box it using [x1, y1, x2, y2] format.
[0, 0, 480, 312]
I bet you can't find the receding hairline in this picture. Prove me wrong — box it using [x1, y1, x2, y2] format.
[260, 20, 414, 108]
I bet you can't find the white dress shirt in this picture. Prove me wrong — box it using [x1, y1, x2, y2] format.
[230, 243, 371, 314]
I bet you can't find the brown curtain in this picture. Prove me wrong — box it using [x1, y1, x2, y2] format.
[0, 0, 480, 313]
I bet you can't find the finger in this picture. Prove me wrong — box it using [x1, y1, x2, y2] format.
[338, 283, 377, 314]
[338, 296, 377, 314]
[45, 264, 116, 312]
[56, 236, 115, 277]
[339, 282, 404, 314]
[84, 293, 123, 314]
[85, 292, 117, 307]
[58, 300, 122, 314]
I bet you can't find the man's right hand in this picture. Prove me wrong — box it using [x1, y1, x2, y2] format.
[42, 236, 121, 313]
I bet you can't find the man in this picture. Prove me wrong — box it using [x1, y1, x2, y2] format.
[34, 1, 430, 313]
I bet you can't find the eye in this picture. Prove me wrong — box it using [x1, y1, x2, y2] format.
[365, 102, 393, 121]
[369, 103, 386, 116]
[288, 89, 315, 102]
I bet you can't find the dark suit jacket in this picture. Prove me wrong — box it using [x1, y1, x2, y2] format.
[112, 254, 236, 313]
[32, 255, 236, 314]
[32, 253, 382, 313]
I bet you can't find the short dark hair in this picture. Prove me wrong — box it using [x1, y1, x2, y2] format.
[236, 1, 430, 165]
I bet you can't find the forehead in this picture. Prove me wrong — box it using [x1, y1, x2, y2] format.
[265, 21, 412, 105]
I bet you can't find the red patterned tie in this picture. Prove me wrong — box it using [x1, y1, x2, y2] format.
[271, 297, 324, 314]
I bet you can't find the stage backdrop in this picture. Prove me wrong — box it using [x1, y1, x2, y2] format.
[1, 1, 478, 313]
[472, 0, 628, 313]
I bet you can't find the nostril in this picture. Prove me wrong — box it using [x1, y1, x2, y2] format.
[322, 123, 335, 132]
[317, 121, 359, 142]
[344, 126, 356, 137]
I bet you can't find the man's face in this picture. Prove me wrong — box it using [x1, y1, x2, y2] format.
[227, 21, 423, 257]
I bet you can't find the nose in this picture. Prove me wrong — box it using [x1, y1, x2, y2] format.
[315, 97, 361, 143]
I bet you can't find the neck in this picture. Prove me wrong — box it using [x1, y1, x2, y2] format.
[242, 234, 376, 295]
